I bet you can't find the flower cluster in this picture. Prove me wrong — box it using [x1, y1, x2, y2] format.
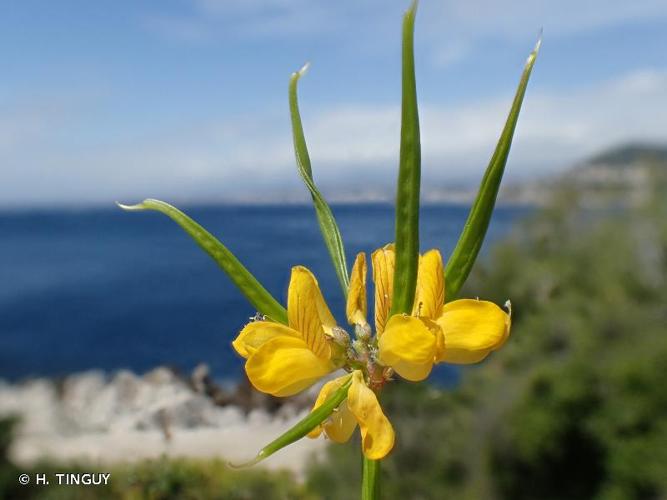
[232, 244, 511, 460]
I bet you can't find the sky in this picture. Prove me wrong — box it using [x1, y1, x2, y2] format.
[1, 0, 666, 207]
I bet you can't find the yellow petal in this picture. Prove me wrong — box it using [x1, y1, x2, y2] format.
[412, 249, 445, 320]
[378, 315, 441, 381]
[308, 375, 357, 443]
[438, 347, 491, 364]
[287, 266, 336, 359]
[232, 321, 301, 359]
[346, 253, 368, 326]
[245, 336, 334, 397]
[436, 299, 511, 365]
[347, 371, 394, 460]
[371, 244, 395, 335]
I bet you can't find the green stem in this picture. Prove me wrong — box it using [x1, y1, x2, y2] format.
[362, 457, 381, 500]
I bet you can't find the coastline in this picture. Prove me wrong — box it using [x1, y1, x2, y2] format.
[0, 365, 329, 477]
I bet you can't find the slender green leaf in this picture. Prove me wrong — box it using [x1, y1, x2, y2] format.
[118, 199, 288, 324]
[390, 0, 421, 316]
[289, 64, 350, 297]
[445, 36, 541, 300]
[230, 375, 353, 467]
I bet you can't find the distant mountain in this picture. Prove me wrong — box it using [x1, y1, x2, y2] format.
[501, 143, 667, 206]
[584, 144, 667, 169]
[206, 143, 667, 206]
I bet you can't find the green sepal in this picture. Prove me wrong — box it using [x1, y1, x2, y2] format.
[390, 0, 421, 316]
[229, 375, 353, 468]
[445, 35, 541, 300]
[118, 199, 288, 325]
[289, 64, 350, 297]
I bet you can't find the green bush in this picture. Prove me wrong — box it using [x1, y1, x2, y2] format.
[306, 188, 667, 499]
[1, 452, 313, 500]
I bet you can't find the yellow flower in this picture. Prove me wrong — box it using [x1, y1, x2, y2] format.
[232, 266, 343, 397]
[232, 243, 507, 460]
[378, 248, 511, 381]
[307, 247, 397, 459]
[345, 243, 396, 335]
[308, 370, 395, 460]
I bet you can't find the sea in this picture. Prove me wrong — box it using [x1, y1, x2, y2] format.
[0, 204, 530, 385]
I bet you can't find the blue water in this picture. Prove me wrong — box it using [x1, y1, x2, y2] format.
[0, 204, 529, 383]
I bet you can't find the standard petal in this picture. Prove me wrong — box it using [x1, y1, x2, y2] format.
[412, 249, 445, 320]
[346, 253, 368, 326]
[436, 299, 511, 364]
[347, 371, 395, 460]
[371, 244, 395, 335]
[378, 315, 441, 381]
[287, 266, 336, 359]
[245, 336, 334, 397]
[232, 321, 301, 359]
[308, 375, 357, 443]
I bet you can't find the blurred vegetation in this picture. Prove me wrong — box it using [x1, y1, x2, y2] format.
[0, 442, 313, 500]
[306, 185, 667, 500]
[2, 182, 666, 499]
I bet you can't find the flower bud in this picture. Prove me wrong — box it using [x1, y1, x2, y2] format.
[330, 326, 351, 347]
[355, 323, 372, 341]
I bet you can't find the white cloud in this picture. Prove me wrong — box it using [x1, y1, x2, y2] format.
[1, 69, 666, 206]
[146, 0, 667, 64]
[209, 67, 667, 183]
[146, 0, 344, 42]
[420, 0, 667, 38]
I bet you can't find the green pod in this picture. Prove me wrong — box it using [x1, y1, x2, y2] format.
[445, 36, 541, 300]
[390, 0, 421, 316]
[118, 199, 288, 324]
[230, 375, 352, 467]
[290, 65, 350, 297]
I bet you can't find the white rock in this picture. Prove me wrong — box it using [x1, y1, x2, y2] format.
[0, 369, 328, 476]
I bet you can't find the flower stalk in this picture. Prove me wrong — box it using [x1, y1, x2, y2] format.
[362, 456, 381, 500]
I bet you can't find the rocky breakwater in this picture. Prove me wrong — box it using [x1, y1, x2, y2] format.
[0, 365, 327, 474]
